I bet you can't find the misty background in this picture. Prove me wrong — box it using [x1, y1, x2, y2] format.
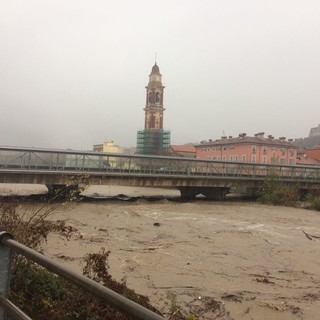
[1, 0, 319, 150]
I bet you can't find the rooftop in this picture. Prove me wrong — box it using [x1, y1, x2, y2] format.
[151, 63, 160, 75]
[170, 145, 196, 153]
[296, 157, 320, 166]
[196, 133, 296, 148]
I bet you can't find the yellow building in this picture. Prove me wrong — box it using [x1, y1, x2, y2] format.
[93, 141, 123, 153]
[93, 141, 124, 169]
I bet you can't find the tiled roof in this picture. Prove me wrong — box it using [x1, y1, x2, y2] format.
[196, 136, 297, 148]
[296, 157, 320, 166]
[170, 145, 196, 153]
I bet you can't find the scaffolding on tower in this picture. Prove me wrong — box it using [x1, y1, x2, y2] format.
[136, 129, 171, 155]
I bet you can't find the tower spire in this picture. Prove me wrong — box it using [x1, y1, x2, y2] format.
[136, 62, 170, 155]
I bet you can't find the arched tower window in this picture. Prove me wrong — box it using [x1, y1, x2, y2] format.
[156, 92, 160, 103]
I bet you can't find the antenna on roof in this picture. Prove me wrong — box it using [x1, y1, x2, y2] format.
[155, 52, 157, 64]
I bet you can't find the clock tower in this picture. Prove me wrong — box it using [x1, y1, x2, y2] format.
[144, 63, 165, 129]
[136, 63, 171, 155]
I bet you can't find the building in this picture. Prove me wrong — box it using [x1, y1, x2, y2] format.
[295, 147, 320, 166]
[296, 156, 320, 166]
[309, 124, 320, 137]
[93, 141, 123, 153]
[195, 132, 298, 165]
[136, 63, 171, 155]
[93, 141, 123, 168]
[169, 145, 196, 158]
[305, 145, 320, 162]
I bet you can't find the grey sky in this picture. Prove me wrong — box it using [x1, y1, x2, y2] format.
[1, 0, 319, 150]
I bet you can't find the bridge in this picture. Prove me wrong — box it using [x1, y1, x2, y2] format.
[0, 146, 319, 199]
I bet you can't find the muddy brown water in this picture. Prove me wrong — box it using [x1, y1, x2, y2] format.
[2, 184, 320, 319]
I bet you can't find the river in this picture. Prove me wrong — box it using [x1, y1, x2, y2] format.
[2, 184, 320, 319]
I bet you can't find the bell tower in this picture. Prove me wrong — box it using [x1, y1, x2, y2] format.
[136, 63, 171, 155]
[144, 63, 165, 129]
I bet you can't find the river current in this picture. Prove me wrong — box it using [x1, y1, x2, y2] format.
[2, 184, 320, 319]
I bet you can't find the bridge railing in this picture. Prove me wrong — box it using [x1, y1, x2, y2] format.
[0, 146, 320, 182]
[0, 231, 164, 320]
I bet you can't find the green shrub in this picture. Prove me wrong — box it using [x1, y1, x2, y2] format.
[258, 175, 299, 205]
[309, 196, 320, 211]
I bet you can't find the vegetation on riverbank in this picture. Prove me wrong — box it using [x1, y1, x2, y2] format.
[0, 201, 162, 319]
[258, 174, 320, 210]
[258, 174, 299, 205]
[307, 194, 320, 211]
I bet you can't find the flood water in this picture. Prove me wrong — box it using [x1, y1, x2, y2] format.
[2, 184, 320, 319]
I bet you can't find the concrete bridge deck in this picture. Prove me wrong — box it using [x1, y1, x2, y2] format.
[0, 146, 319, 199]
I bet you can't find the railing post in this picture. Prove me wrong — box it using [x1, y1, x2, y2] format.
[0, 232, 13, 320]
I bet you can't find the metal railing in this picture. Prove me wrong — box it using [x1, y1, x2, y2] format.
[0, 232, 165, 320]
[0, 146, 320, 183]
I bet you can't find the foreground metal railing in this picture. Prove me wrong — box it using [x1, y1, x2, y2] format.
[0, 232, 165, 320]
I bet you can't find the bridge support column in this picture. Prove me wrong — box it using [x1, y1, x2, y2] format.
[179, 187, 198, 199]
[179, 187, 230, 200]
[201, 187, 230, 200]
[46, 184, 82, 201]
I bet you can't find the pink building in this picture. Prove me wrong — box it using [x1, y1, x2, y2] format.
[195, 132, 298, 165]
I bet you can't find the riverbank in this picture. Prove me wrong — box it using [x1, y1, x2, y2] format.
[0, 183, 181, 201]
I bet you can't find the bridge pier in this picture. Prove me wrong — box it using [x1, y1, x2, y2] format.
[179, 187, 230, 200]
[46, 184, 82, 201]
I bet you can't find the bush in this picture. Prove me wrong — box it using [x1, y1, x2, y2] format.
[312, 197, 320, 211]
[258, 175, 299, 206]
[0, 201, 162, 319]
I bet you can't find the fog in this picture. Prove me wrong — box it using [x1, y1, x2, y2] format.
[1, 0, 319, 150]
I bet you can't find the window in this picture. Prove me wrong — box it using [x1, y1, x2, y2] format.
[289, 149, 294, 156]
[281, 148, 285, 155]
[280, 158, 286, 164]
[235, 155, 239, 161]
[251, 155, 256, 162]
[217, 146, 222, 151]
[230, 146, 235, 150]
[217, 156, 221, 160]
[263, 146, 267, 154]
[252, 145, 256, 153]
[242, 155, 246, 162]
[229, 156, 233, 161]
[289, 159, 294, 165]
[272, 147, 276, 153]
[263, 156, 267, 163]
[212, 156, 216, 160]
[222, 156, 226, 161]
[212, 147, 216, 151]
[223, 146, 227, 151]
